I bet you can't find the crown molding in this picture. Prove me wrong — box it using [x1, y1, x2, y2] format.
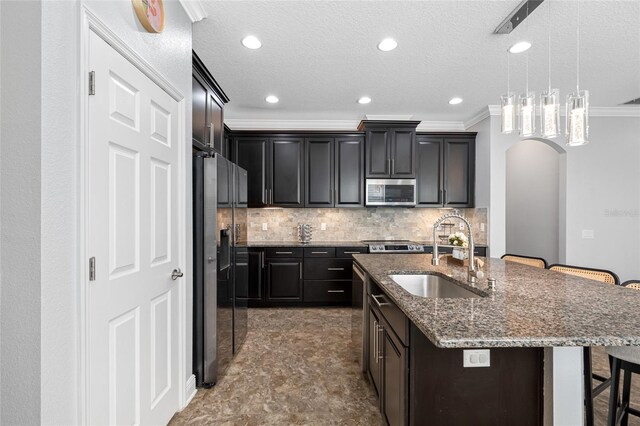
[416, 121, 465, 132]
[464, 107, 492, 129]
[225, 118, 469, 132]
[365, 114, 414, 121]
[179, 0, 207, 23]
[224, 119, 361, 131]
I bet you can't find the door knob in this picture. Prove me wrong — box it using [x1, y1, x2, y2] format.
[171, 268, 184, 280]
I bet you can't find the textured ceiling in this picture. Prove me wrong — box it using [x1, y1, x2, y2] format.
[193, 0, 640, 123]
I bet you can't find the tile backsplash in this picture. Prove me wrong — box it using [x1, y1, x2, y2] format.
[247, 208, 488, 245]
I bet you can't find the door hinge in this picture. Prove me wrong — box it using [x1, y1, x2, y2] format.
[89, 257, 96, 281]
[88, 71, 95, 95]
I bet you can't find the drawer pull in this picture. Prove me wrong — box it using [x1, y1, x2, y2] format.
[327, 290, 345, 293]
[311, 251, 328, 254]
[275, 251, 293, 255]
[327, 267, 345, 271]
[344, 251, 362, 254]
[372, 294, 389, 307]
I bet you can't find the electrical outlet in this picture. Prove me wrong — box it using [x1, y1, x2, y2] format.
[582, 229, 595, 239]
[320, 223, 326, 231]
[463, 349, 490, 368]
[262, 223, 268, 231]
[480, 223, 485, 232]
[459, 223, 465, 230]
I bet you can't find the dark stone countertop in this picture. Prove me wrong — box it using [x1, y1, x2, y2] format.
[353, 253, 640, 349]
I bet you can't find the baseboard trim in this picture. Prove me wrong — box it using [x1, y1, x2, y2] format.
[184, 374, 197, 408]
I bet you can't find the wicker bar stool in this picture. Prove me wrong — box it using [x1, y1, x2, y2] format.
[607, 281, 640, 425]
[500, 254, 548, 269]
[548, 263, 621, 426]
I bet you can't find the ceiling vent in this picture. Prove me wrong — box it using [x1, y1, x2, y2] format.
[622, 97, 640, 105]
[494, 0, 544, 34]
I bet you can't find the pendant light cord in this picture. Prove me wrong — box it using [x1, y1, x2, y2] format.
[525, 1, 530, 95]
[576, 0, 581, 92]
[548, 0, 552, 92]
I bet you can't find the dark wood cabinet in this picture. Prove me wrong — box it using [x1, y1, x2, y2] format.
[271, 137, 304, 207]
[443, 137, 475, 207]
[234, 136, 304, 207]
[236, 166, 248, 207]
[416, 136, 443, 206]
[368, 304, 382, 396]
[305, 138, 334, 207]
[217, 156, 231, 207]
[335, 136, 365, 207]
[192, 52, 229, 154]
[416, 134, 475, 208]
[266, 258, 303, 301]
[383, 326, 408, 426]
[360, 121, 419, 179]
[234, 137, 268, 207]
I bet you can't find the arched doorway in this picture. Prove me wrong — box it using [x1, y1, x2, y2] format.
[505, 139, 566, 264]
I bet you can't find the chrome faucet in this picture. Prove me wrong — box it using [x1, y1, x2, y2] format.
[432, 210, 480, 284]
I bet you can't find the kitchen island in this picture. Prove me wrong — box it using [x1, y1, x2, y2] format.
[353, 253, 640, 426]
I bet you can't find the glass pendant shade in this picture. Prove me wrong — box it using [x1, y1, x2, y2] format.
[566, 90, 589, 146]
[540, 89, 560, 138]
[518, 92, 536, 137]
[501, 93, 516, 134]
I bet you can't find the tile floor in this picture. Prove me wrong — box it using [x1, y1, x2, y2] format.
[171, 308, 639, 425]
[170, 308, 382, 425]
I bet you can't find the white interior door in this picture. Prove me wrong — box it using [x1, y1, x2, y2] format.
[88, 31, 181, 425]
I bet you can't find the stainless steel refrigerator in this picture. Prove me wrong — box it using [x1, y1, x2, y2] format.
[193, 152, 248, 388]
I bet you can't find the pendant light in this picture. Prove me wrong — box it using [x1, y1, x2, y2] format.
[501, 50, 516, 134]
[566, 0, 589, 146]
[518, 2, 535, 137]
[540, 1, 560, 138]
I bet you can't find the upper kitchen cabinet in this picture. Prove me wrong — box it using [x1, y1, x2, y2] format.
[234, 136, 269, 207]
[192, 51, 230, 155]
[270, 137, 305, 206]
[358, 121, 420, 178]
[233, 135, 305, 207]
[304, 135, 365, 208]
[415, 133, 476, 208]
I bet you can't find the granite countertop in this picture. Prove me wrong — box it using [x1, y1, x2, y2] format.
[353, 253, 640, 349]
[244, 240, 367, 248]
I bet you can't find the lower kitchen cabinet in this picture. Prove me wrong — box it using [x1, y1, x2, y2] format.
[383, 327, 407, 426]
[303, 280, 351, 303]
[368, 305, 382, 395]
[266, 258, 303, 301]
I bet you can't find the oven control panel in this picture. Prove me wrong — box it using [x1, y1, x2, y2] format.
[369, 244, 424, 253]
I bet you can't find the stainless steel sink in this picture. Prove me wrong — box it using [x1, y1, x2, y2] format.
[389, 274, 482, 298]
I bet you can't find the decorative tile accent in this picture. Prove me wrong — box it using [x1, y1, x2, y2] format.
[247, 208, 488, 245]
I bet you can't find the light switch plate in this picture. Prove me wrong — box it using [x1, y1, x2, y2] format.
[480, 223, 485, 232]
[463, 349, 490, 367]
[262, 223, 268, 231]
[581, 229, 595, 239]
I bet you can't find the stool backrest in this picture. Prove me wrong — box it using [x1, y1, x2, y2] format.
[501, 254, 547, 269]
[548, 264, 620, 285]
[622, 280, 640, 291]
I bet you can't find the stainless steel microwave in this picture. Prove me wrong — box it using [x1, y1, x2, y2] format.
[365, 179, 416, 206]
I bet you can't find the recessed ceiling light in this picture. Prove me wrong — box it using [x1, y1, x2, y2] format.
[265, 95, 279, 104]
[449, 97, 463, 105]
[377, 38, 398, 52]
[358, 96, 372, 104]
[241, 35, 262, 49]
[508, 41, 531, 54]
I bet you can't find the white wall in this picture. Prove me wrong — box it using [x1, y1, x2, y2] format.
[506, 140, 561, 264]
[474, 112, 640, 282]
[0, 1, 193, 424]
[0, 1, 43, 424]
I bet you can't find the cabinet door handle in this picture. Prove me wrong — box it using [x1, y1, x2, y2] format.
[327, 267, 345, 271]
[372, 294, 389, 307]
[343, 251, 361, 254]
[387, 158, 391, 174]
[327, 290, 345, 293]
[374, 320, 379, 364]
[312, 251, 328, 254]
[391, 158, 395, 175]
[261, 251, 265, 269]
[378, 325, 384, 360]
[270, 189, 273, 205]
[299, 263, 303, 280]
[209, 124, 214, 148]
[276, 251, 293, 255]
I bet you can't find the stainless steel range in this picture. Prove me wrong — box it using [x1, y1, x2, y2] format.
[361, 240, 424, 253]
